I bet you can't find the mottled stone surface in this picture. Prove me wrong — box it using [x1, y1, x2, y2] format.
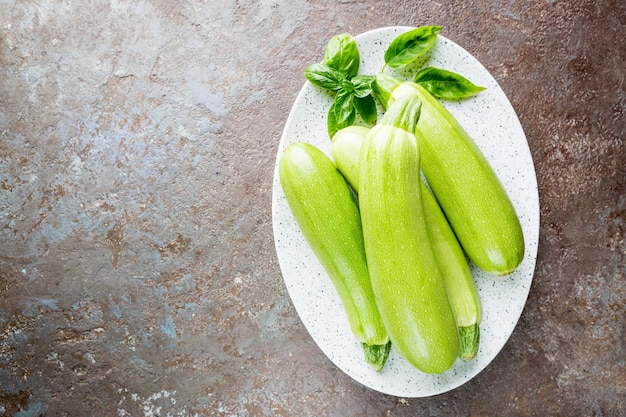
[0, 1, 624, 416]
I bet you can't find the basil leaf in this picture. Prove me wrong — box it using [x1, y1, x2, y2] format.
[351, 75, 376, 98]
[324, 33, 360, 78]
[353, 94, 377, 125]
[304, 63, 345, 91]
[384, 26, 442, 69]
[414, 67, 486, 99]
[328, 91, 356, 138]
[333, 90, 355, 126]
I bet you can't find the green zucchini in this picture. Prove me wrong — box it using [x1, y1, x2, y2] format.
[331, 125, 371, 192]
[358, 95, 460, 373]
[421, 182, 482, 360]
[278, 142, 390, 370]
[332, 125, 482, 360]
[374, 74, 525, 276]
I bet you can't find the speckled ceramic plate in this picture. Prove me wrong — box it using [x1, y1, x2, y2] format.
[272, 26, 539, 397]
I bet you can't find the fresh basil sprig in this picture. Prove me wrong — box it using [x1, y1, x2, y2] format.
[305, 33, 377, 138]
[414, 67, 486, 99]
[383, 25, 441, 70]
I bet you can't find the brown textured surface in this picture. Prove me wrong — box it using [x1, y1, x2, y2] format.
[0, 1, 624, 416]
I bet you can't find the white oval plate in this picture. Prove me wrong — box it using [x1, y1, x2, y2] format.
[271, 26, 539, 397]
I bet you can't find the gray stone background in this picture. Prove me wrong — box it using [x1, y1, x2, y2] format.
[0, 1, 624, 416]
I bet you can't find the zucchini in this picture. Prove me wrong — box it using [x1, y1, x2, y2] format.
[278, 142, 390, 370]
[332, 125, 483, 360]
[358, 95, 460, 373]
[331, 125, 371, 192]
[374, 74, 525, 276]
[421, 182, 482, 360]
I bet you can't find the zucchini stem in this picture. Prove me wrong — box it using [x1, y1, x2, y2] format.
[459, 323, 480, 360]
[372, 73, 403, 107]
[362, 341, 392, 371]
[379, 94, 421, 133]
